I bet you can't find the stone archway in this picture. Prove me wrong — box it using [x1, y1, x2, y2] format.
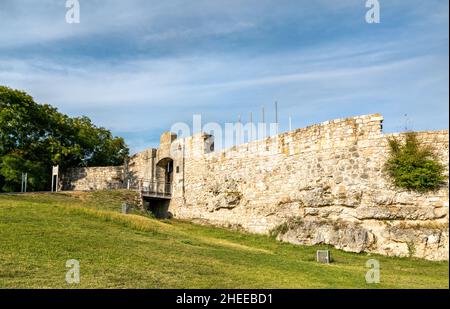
[141, 157, 174, 219]
[156, 157, 174, 184]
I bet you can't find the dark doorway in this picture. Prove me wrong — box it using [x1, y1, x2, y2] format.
[143, 198, 170, 219]
[156, 157, 173, 183]
[155, 157, 174, 195]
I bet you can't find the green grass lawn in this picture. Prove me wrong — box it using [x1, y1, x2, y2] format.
[0, 190, 448, 288]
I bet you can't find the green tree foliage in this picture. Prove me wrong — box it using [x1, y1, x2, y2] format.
[0, 86, 129, 192]
[384, 132, 445, 192]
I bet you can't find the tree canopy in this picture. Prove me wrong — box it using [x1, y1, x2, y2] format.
[0, 86, 129, 192]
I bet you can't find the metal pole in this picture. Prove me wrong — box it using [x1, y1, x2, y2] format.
[237, 114, 241, 145]
[21, 173, 24, 193]
[261, 106, 265, 139]
[51, 171, 54, 192]
[24, 173, 27, 193]
[249, 111, 253, 141]
[275, 101, 279, 134]
[289, 116, 292, 131]
[261, 106, 265, 124]
[182, 140, 186, 200]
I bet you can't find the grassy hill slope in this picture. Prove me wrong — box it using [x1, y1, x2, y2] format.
[0, 191, 448, 288]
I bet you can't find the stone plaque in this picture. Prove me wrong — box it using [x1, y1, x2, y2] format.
[316, 250, 331, 264]
[122, 203, 129, 214]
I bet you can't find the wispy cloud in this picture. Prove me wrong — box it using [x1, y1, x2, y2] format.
[0, 0, 448, 152]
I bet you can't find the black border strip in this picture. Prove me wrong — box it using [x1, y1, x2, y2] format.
[0, 289, 448, 306]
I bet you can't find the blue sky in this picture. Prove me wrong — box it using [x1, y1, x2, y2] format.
[0, 0, 448, 153]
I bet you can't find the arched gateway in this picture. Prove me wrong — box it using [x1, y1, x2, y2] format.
[141, 132, 178, 218]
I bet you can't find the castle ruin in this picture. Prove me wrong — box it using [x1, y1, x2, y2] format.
[60, 114, 449, 261]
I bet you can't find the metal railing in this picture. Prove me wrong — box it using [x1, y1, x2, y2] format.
[136, 179, 172, 198]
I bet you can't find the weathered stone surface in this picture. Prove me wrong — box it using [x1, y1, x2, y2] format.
[61, 114, 450, 261]
[373, 223, 449, 260]
[169, 115, 449, 261]
[277, 218, 376, 253]
[60, 166, 124, 191]
[354, 205, 448, 221]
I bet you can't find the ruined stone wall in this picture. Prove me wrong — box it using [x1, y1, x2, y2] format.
[58, 113, 449, 260]
[170, 114, 449, 260]
[128, 148, 156, 186]
[60, 147, 156, 191]
[60, 166, 125, 191]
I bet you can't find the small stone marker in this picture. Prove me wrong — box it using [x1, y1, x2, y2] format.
[316, 250, 331, 264]
[122, 203, 129, 214]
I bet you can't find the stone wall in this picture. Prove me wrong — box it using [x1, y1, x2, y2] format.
[59, 113, 449, 260]
[60, 166, 125, 191]
[128, 148, 156, 186]
[169, 114, 449, 260]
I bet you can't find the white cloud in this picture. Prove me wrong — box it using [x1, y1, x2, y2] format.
[0, 0, 447, 153]
[1, 37, 447, 133]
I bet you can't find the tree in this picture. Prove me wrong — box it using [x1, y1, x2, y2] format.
[0, 85, 129, 192]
